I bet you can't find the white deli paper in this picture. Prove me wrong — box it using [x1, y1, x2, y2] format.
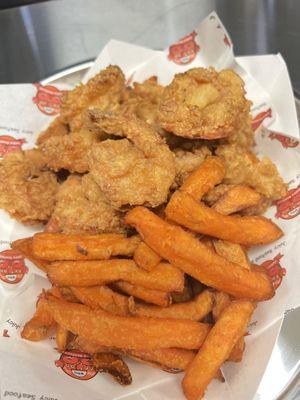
[0, 11, 299, 400]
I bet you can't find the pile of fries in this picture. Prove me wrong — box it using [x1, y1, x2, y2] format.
[13, 156, 282, 400]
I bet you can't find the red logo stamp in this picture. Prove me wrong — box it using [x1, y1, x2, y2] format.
[0, 249, 28, 284]
[269, 132, 299, 148]
[223, 34, 231, 47]
[252, 108, 272, 131]
[55, 350, 98, 380]
[0, 135, 26, 157]
[275, 186, 300, 220]
[2, 329, 10, 337]
[260, 253, 286, 289]
[32, 83, 63, 116]
[168, 31, 200, 65]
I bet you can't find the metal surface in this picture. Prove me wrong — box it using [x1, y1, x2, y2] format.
[0, 0, 300, 93]
[43, 62, 300, 400]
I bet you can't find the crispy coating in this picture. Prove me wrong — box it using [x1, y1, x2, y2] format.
[0, 149, 58, 224]
[224, 112, 255, 148]
[203, 184, 234, 206]
[39, 128, 98, 173]
[37, 117, 69, 145]
[173, 146, 212, 187]
[216, 144, 287, 201]
[60, 65, 126, 131]
[88, 111, 176, 208]
[158, 67, 250, 139]
[48, 174, 124, 234]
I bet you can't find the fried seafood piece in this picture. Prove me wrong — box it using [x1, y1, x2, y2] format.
[173, 146, 211, 187]
[39, 128, 98, 173]
[60, 65, 126, 131]
[216, 144, 287, 201]
[37, 117, 69, 145]
[0, 149, 58, 224]
[225, 112, 255, 148]
[88, 111, 176, 208]
[158, 67, 250, 139]
[48, 174, 124, 234]
[120, 76, 163, 127]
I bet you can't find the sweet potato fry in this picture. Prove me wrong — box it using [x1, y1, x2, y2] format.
[47, 296, 210, 350]
[182, 301, 256, 400]
[68, 336, 108, 354]
[213, 240, 250, 270]
[56, 324, 70, 352]
[133, 241, 161, 271]
[213, 185, 261, 215]
[71, 286, 130, 316]
[128, 290, 213, 321]
[113, 281, 171, 307]
[227, 334, 245, 362]
[21, 298, 55, 341]
[92, 352, 132, 386]
[47, 259, 184, 292]
[165, 191, 283, 246]
[180, 156, 225, 200]
[11, 237, 49, 272]
[32, 232, 140, 261]
[47, 286, 80, 303]
[125, 207, 274, 300]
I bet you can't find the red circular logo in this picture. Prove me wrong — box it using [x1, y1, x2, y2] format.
[32, 83, 63, 116]
[260, 253, 286, 289]
[0, 249, 28, 284]
[0, 135, 26, 157]
[275, 186, 300, 220]
[55, 350, 98, 380]
[168, 31, 200, 65]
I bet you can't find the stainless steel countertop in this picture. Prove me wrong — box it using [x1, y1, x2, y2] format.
[0, 0, 299, 95]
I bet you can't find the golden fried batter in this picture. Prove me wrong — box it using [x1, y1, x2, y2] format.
[158, 67, 250, 139]
[60, 65, 126, 131]
[225, 112, 255, 148]
[216, 144, 287, 201]
[0, 149, 58, 224]
[36, 117, 69, 145]
[48, 174, 124, 234]
[173, 146, 211, 187]
[88, 111, 176, 208]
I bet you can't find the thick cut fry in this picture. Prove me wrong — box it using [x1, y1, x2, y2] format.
[213, 240, 250, 270]
[71, 286, 130, 316]
[69, 336, 108, 354]
[125, 207, 274, 300]
[129, 290, 213, 321]
[56, 325, 70, 352]
[47, 296, 210, 350]
[213, 184, 261, 215]
[11, 237, 49, 272]
[182, 301, 256, 400]
[227, 335, 245, 362]
[180, 156, 225, 200]
[48, 259, 184, 292]
[21, 298, 55, 341]
[133, 241, 161, 272]
[92, 353, 132, 386]
[32, 233, 140, 261]
[113, 281, 171, 307]
[47, 286, 80, 303]
[165, 191, 283, 246]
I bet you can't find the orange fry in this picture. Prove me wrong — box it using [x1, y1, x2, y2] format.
[129, 290, 213, 321]
[92, 352, 132, 386]
[113, 281, 171, 307]
[21, 298, 55, 341]
[11, 237, 49, 272]
[227, 335, 245, 362]
[165, 191, 283, 246]
[32, 233, 140, 261]
[134, 241, 161, 271]
[47, 296, 210, 350]
[180, 156, 225, 200]
[56, 324, 70, 352]
[213, 240, 250, 270]
[48, 259, 184, 292]
[71, 286, 130, 316]
[47, 286, 80, 303]
[182, 301, 256, 400]
[213, 184, 261, 215]
[125, 207, 274, 301]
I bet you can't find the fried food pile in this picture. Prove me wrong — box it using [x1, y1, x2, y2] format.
[1, 65, 288, 399]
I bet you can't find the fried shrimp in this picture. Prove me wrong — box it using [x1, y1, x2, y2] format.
[216, 144, 287, 201]
[60, 65, 126, 131]
[0, 149, 58, 224]
[48, 174, 124, 234]
[158, 67, 250, 139]
[87, 110, 176, 208]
